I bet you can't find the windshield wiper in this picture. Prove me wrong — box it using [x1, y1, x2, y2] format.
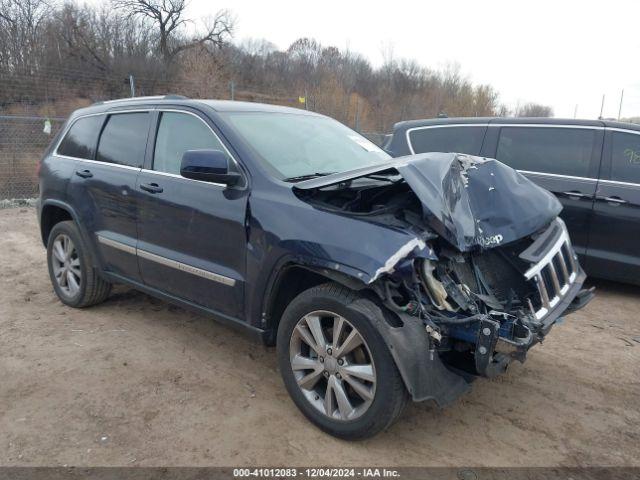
[283, 172, 336, 182]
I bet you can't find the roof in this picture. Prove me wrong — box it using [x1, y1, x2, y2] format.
[75, 95, 317, 117]
[393, 116, 640, 132]
[599, 119, 640, 131]
[200, 99, 316, 114]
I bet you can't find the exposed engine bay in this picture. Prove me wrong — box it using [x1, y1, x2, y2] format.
[293, 153, 594, 378]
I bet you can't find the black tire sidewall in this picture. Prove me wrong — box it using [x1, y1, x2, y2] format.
[277, 286, 404, 439]
[46, 221, 90, 307]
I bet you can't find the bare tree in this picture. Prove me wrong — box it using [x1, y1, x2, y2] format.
[495, 104, 511, 117]
[112, 0, 234, 63]
[518, 102, 553, 117]
[0, 0, 51, 72]
[2, 0, 507, 131]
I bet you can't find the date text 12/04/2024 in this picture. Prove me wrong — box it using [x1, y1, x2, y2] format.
[232, 468, 400, 478]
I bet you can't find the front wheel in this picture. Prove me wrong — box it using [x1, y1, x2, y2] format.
[277, 283, 407, 440]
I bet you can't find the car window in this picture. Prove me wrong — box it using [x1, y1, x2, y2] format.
[408, 126, 485, 155]
[153, 112, 226, 175]
[610, 131, 640, 184]
[57, 116, 103, 159]
[96, 112, 149, 167]
[224, 112, 389, 180]
[496, 127, 596, 177]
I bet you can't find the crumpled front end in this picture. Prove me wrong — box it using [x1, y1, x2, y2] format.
[398, 217, 591, 379]
[395, 152, 563, 251]
[291, 152, 593, 398]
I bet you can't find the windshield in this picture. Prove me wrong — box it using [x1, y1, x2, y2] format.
[223, 112, 391, 180]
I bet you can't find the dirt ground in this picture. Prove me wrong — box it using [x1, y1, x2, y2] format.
[0, 206, 639, 467]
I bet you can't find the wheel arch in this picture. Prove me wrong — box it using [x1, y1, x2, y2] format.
[40, 200, 79, 246]
[266, 269, 472, 406]
[261, 262, 368, 345]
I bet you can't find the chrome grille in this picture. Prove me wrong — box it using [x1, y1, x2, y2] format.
[524, 222, 578, 320]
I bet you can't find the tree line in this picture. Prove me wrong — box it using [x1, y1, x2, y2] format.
[0, 0, 553, 132]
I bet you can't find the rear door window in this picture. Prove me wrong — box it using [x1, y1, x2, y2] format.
[96, 112, 150, 167]
[610, 131, 640, 184]
[496, 127, 596, 177]
[57, 116, 103, 159]
[408, 126, 486, 155]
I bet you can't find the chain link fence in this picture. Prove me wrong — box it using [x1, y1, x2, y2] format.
[0, 115, 65, 201]
[0, 66, 392, 202]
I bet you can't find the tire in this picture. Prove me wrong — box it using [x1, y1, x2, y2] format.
[47, 220, 112, 308]
[277, 282, 407, 440]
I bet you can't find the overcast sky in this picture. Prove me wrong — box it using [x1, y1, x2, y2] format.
[187, 0, 640, 119]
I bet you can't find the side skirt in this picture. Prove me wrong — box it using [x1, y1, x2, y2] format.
[102, 271, 267, 343]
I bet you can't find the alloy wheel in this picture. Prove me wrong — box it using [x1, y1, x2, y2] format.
[289, 310, 376, 421]
[51, 233, 82, 297]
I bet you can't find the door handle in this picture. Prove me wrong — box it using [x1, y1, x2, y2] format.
[596, 195, 627, 205]
[140, 182, 163, 194]
[561, 191, 590, 199]
[75, 169, 93, 179]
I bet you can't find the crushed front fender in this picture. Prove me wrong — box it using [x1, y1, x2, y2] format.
[349, 298, 470, 406]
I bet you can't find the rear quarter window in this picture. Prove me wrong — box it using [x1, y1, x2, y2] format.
[56, 116, 103, 159]
[496, 127, 597, 177]
[408, 126, 486, 155]
[610, 131, 640, 184]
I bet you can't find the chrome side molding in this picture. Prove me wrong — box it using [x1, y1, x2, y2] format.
[96, 234, 236, 287]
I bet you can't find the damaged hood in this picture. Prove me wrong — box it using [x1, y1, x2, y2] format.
[293, 152, 562, 251]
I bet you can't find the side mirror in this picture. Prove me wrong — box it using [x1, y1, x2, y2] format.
[180, 149, 241, 186]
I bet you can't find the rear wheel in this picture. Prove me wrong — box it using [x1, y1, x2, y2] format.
[47, 221, 111, 308]
[277, 283, 407, 439]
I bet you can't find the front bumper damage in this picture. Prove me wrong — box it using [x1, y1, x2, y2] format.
[349, 298, 471, 406]
[359, 266, 593, 408]
[441, 218, 594, 379]
[349, 286, 594, 408]
[471, 269, 591, 379]
[292, 153, 595, 405]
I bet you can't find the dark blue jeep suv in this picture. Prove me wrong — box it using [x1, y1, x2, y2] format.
[38, 96, 593, 439]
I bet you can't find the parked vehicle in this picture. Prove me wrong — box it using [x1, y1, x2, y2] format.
[38, 97, 593, 439]
[385, 117, 640, 285]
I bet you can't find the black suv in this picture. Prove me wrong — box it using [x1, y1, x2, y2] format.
[385, 117, 640, 285]
[38, 97, 592, 439]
